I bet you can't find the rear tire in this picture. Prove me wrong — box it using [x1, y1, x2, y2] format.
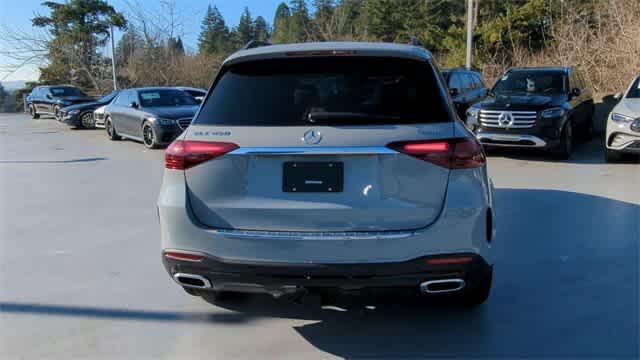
[460, 269, 492, 307]
[105, 117, 121, 140]
[29, 105, 40, 119]
[605, 148, 621, 163]
[552, 121, 573, 160]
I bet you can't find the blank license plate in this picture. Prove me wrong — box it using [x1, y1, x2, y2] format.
[283, 162, 343, 193]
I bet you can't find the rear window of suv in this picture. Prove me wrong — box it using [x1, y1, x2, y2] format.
[194, 57, 452, 126]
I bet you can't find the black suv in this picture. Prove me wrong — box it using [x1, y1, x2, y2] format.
[470, 67, 594, 159]
[441, 68, 488, 127]
[104, 87, 199, 149]
[26, 85, 95, 119]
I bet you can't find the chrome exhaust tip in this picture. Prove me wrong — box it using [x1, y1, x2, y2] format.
[173, 273, 212, 289]
[420, 279, 465, 294]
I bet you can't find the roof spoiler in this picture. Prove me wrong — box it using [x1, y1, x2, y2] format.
[242, 40, 271, 50]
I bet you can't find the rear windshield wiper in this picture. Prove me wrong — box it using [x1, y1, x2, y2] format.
[307, 112, 403, 125]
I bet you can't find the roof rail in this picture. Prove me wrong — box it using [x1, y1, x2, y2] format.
[242, 40, 271, 50]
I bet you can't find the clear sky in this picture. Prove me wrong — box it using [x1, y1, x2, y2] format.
[0, 0, 286, 81]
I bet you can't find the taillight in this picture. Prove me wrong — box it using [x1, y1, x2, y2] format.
[165, 140, 238, 170]
[387, 137, 485, 169]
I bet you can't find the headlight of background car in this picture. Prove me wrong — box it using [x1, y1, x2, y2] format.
[152, 117, 175, 126]
[540, 107, 566, 119]
[611, 113, 634, 124]
[466, 107, 480, 125]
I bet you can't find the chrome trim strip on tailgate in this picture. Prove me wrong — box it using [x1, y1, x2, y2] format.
[229, 146, 397, 155]
[213, 229, 415, 240]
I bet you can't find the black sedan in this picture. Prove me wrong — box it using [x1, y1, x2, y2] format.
[104, 87, 199, 149]
[26, 85, 95, 119]
[58, 91, 120, 129]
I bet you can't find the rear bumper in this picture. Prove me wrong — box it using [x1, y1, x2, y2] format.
[163, 251, 492, 293]
[158, 165, 495, 265]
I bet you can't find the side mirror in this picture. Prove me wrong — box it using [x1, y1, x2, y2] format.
[571, 88, 581, 98]
[613, 92, 623, 100]
[449, 88, 460, 98]
[46, 94, 52, 99]
[129, 102, 139, 109]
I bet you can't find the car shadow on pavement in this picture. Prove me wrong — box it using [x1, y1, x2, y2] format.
[0, 189, 637, 358]
[210, 188, 640, 358]
[0, 157, 108, 164]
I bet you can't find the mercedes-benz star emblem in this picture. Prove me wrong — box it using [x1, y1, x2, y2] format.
[498, 111, 514, 128]
[302, 129, 322, 145]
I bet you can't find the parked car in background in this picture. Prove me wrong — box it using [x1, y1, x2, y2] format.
[605, 75, 640, 162]
[104, 87, 199, 148]
[470, 66, 594, 159]
[175, 87, 207, 103]
[58, 90, 120, 129]
[441, 68, 488, 128]
[159, 42, 494, 307]
[26, 85, 95, 119]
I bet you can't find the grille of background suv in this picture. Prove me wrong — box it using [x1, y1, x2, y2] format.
[479, 110, 537, 129]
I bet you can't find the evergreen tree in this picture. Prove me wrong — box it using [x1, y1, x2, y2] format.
[272, 2, 292, 43]
[289, 0, 311, 42]
[168, 36, 185, 56]
[198, 4, 230, 54]
[253, 16, 270, 41]
[235, 7, 255, 46]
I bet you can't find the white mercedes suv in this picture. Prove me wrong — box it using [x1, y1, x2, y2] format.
[158, 42, 495, 306]
[606, 75, 640, 162]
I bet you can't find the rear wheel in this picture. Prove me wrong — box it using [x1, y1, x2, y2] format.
[142, 122, 159, 149]
[80, 112, 95, 129]
[29, 104, 40, 119]
[552, 121, 573, 160]
[105, 117, 121, 140]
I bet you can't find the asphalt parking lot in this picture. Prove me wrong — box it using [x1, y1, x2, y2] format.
[0, 113, 638, 359]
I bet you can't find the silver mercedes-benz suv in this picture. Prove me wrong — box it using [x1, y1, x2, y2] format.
[158, 42, 495, 306]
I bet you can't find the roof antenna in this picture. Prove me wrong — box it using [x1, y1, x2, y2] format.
[410, 36, 420, 46]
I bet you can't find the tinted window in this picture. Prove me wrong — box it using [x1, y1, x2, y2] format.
[50, 87, 85, 97]
[493, 70, 566, 95]
[195, 57, 451, 126]
[627, 76, 640, 99]
[448, 73, 464, 90]
[138, 89, 197, 107]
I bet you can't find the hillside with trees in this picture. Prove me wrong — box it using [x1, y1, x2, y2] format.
[1, 0, 638, 112]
